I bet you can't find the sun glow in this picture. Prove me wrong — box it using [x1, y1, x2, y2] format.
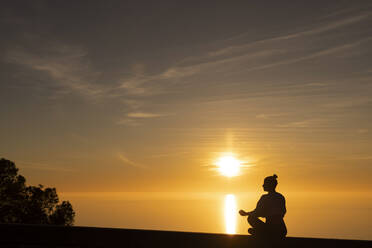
[216, 155, 241, 177]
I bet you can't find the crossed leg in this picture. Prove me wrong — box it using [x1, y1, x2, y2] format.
[247, 215, 266, 236]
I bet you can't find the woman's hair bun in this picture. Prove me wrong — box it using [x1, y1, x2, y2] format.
[273, 174, 278, 179]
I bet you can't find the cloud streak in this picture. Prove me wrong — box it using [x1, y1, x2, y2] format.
[206, 12, 371, 57]
[114, 11, 372, 100]
[3, 7, 371, 127]
[127, 112, 168, 118]
[117, 153, 146, 168]
[6, 45, 107, 98]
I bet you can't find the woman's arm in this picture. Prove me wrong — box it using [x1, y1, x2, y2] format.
[239, 209, 255, 216]
[239, 195, 265, 217]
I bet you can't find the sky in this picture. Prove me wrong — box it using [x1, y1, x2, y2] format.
[1, 1, 372, 196]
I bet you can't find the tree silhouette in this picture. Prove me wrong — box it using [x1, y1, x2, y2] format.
[0, 158, 75, 225]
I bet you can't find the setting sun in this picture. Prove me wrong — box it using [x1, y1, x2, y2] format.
[216, 155, 241, 177]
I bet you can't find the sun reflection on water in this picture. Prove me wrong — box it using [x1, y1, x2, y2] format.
[224, 194, 237, 234]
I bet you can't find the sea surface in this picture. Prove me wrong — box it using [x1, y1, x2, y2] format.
[61, 192, 372, 240]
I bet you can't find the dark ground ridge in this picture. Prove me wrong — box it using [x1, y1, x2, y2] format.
[0, 223, 371, 248]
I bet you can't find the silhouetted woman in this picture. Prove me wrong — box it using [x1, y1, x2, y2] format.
[239, 174, 287, 239]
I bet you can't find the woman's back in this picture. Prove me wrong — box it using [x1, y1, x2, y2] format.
[257, 191, 286, 219]
[257, 191, 287, 237]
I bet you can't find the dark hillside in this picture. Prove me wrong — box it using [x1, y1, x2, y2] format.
[0, 224, 371, 248]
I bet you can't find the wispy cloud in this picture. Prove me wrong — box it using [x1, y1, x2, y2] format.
[357, 129, 368, 134]
[115, 11, 371, 97]
[117, 153, 146, 168]
[238, 37, 372, 72]
[323, 97, 371, 109]
[206, 12, 371, 58]
[256, 113, 289, 119]
[150, 151, 190, 158]
[6, 45, 106, 98]
[319, 5, 372, 20]
[117, 49, 283, 98]
[127, 112, 168, 118]
[277, 119, 327, 128]
[116, 118, 141, 127]
[336, 155, 372, 161]
[117, 112, 169, 126]
[4, 8, 371, 128]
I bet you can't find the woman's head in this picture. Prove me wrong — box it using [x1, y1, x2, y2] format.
[263, 174, 278, 192]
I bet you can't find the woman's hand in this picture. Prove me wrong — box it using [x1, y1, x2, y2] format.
[239, 209, 248, 216]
